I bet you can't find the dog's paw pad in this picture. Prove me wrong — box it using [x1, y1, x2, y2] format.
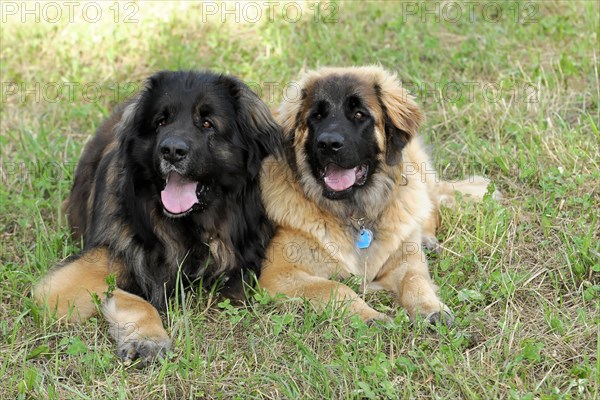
[425, 310, 454, 328]
[117, 338, 171, 368]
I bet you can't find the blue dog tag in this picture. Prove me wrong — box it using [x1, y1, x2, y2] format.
[356, 228, 373, 249]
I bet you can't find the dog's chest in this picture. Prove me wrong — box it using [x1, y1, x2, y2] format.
[341, 232, 404, 281]
[323, 204, 422, 281]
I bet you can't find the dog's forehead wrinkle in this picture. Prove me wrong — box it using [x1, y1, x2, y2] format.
[194, 99, 228, 122]
[194, 92, 237, 119]
[312, 76, 373, 112]
[310, 89, 336, 109]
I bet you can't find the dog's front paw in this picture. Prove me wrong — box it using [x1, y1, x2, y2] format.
[422, 235, 441, 253]
[364, 313, 394, 326]
[117, 337, 171, 367]
[425, 309, 455, 328]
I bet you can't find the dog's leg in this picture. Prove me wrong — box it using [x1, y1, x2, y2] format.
[374, 245, 453, 326]
[102, 289, 171, 366]
[421, 166, 444, 252]
[422, 209, 441, 253]
[33, 248, 170, 365]
[33, 249, 110, 322]
[260, 262, 390, 323]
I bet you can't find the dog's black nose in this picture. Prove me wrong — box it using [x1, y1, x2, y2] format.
[317, 132, 344, 153]
[160, 137, 189, 163]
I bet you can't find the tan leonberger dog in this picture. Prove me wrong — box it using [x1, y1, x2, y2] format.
[259, 66, 498, 324]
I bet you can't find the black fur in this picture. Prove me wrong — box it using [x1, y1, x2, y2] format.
[65, 70, 282, 309]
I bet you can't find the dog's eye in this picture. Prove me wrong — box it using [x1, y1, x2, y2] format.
[157, 117, 168, 127]
[314, 113, 323, 121]
[202, 120, 213, 129]
[354, 112, 364, 121]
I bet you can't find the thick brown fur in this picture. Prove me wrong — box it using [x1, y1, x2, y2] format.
[259, 66, 498, 323]
[34, 71, 282, 365]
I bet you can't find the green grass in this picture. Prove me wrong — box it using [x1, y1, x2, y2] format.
[1, 1, 598, 398]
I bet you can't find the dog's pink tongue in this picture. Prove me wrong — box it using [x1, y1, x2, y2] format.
[324, 164, 356, 192]
[160, 171, 198, 214]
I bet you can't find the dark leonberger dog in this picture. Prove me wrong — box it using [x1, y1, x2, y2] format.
[34, 70, 282, 365]
[259, 66, 499, 324]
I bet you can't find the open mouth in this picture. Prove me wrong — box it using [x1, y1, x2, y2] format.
[320, 163, 369, 193]
[160, 171, 209, 217]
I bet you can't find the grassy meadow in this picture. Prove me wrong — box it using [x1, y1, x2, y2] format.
[0, 1, 598, 398]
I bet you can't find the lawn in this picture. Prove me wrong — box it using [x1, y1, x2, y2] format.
[0, 1, 598, 399]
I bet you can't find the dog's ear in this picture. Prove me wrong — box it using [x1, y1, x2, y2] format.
[228, 78, 283, 177]
[375, 72, 423, 166]
[110, 99, 159, 245]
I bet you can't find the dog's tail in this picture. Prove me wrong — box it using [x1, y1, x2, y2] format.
[422, 176, 502, 252]
[435, 176, 502, 209]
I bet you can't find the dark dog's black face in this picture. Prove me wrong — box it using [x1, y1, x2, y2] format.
[304, 76, 380, 200]
[121, 71, 281, 218]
